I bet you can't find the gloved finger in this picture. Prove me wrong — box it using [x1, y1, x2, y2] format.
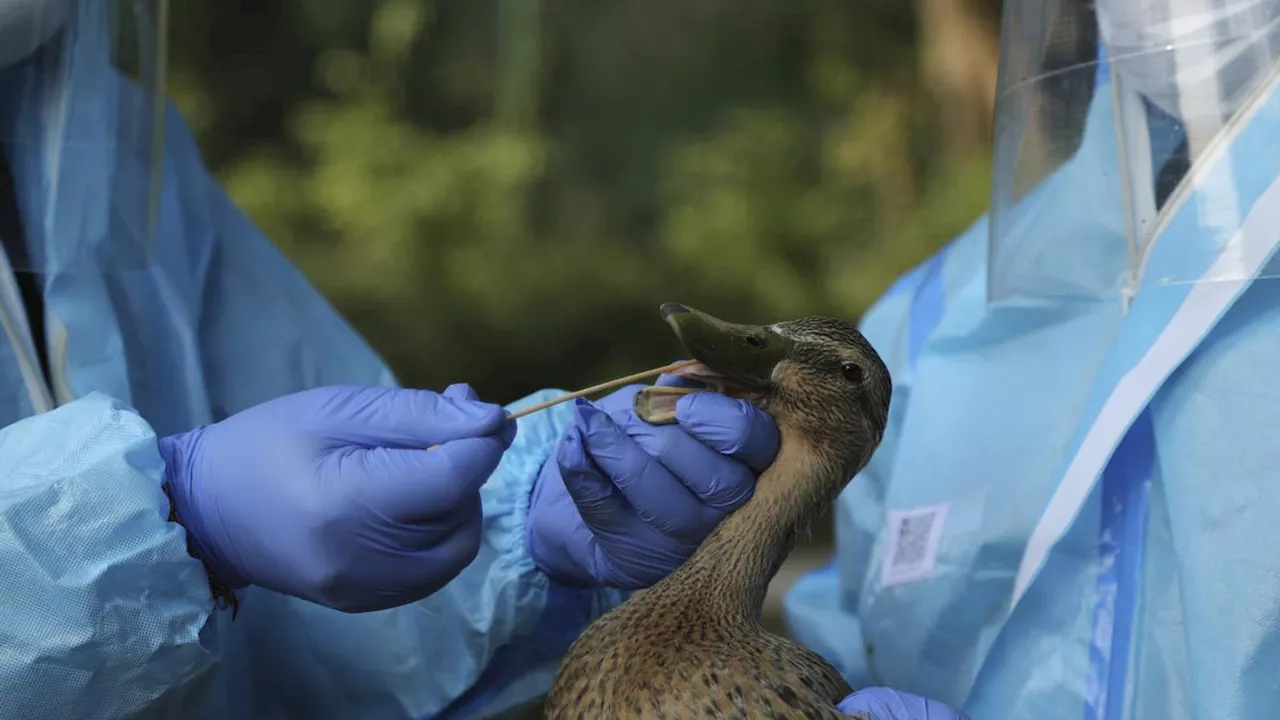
[557, 420, 634, 526]
[576, 402, 706, 539]
[318, 386, 513, 448]
[674, 392, 779, 473]
[354, 435, 508, 524]
[443, 383, 479, 401]
[337, 495, 483, 613]
[558, 415, 655, 556]
[404, 494, 483, 586]
[446, 383, 517, 445]
[614, 411, 755, 511]
[836, 688, 970, 719]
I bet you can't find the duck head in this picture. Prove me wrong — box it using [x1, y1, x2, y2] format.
[644, 302, 892, 480]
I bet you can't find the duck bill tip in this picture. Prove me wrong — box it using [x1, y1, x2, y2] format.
[657, 302, 791, 388]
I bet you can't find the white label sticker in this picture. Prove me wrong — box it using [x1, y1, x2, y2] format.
[880, 503, 949, 588]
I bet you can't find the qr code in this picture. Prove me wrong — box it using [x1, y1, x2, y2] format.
[880, 503, 949, 588]
[891, 514, 934, 569]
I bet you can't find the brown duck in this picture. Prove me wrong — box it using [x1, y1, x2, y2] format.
[544, 302, 892, 720]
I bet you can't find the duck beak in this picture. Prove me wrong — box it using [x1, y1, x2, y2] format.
[659, 302, 794, 389]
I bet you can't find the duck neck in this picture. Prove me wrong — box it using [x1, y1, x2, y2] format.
[662, 430, 844, 621]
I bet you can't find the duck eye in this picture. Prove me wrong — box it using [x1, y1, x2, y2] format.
[745, 336, 765, 348]
[841, 362, 865, 384]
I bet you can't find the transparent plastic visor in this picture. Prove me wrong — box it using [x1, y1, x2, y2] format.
[988, 0, 1280, 304]
[0, 0, 169, 275]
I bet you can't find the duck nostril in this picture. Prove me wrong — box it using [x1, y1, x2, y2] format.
[746, 336, 764, 348]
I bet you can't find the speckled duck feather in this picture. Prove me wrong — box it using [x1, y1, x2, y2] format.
[545, 316, 892, 720]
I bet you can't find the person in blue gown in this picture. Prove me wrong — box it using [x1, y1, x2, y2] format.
[0, 1, 762, 717]
[784, 0, 1280, 716]
[0, 0, 965, 717]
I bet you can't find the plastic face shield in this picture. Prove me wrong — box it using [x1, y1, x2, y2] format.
[987, 0, 1280, 304]
[0, 0, 168, 275]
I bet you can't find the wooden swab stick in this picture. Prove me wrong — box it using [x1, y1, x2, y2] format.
[506, 358, 699, 420]
[427, 359, 698, 450]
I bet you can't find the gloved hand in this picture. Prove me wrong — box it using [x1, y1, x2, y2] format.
[837, 688, 970, 719]
[160, 384, 516, 613]
[527, 372, 780, 588]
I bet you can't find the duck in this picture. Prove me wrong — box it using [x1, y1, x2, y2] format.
[543, 302, 893, 720]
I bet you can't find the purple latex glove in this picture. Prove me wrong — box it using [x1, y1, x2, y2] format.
[837, 688, 970, 719]
[160, 384, 516, 613]
[527, 372, 780, 588]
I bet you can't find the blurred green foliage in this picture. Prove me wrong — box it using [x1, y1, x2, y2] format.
[166, 0, 993, 403]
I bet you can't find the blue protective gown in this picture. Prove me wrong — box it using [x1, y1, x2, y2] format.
[783, 48, 1280, 720]
[0, 64, 624, 720]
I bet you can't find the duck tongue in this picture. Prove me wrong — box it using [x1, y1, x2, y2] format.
[670, 361, 766, 402]
[670, 361, 722, 385]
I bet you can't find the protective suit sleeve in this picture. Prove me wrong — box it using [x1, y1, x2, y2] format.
[0, 392, 218, 720]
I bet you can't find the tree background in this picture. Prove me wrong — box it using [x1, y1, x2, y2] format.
[165, 0, 1000, 404]
[165, 1, 1002, 705]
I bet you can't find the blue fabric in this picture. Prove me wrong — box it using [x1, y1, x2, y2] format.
[784, 59, 1280, 720]
[1085, 410, 1152, 720]
[906, 243, 949, 370]
[837, 686, 971, 719]
[1138, 263, 1280, 719]
[435, 580, 608, 719]
[0, 26, 622, 720]
[0, 393, 216, 720]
